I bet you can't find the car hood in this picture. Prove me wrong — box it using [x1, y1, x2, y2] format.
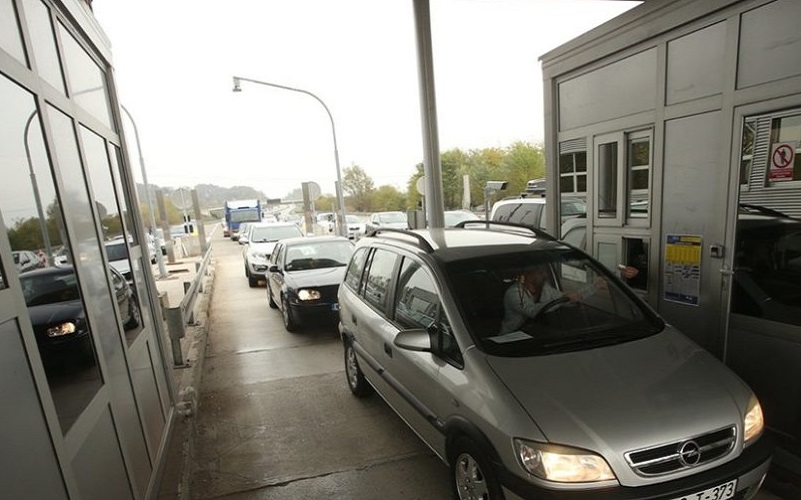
[377, 222, 408, 229]
[28, 300, 84, 326]
[248, 241, 278, 256]
[286, 267, 347, 288]
[109, 259, 130, 276]
[485, 327, 750, 457]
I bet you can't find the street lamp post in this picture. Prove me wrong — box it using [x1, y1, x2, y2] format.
[23, 112, 53, 262]
[232, 76, 347, 237]
[121, 105, 168, 279]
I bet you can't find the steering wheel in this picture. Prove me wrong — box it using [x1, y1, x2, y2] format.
[531, 295, 572, 322]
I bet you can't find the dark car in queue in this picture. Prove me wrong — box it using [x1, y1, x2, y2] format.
[20, 266, 140, 361]
[266, 236, 354, 332]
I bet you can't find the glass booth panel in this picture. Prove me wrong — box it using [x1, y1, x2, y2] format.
[1, 0, 27, 66]
[21, 0, 65, 93]
[80, 127, 143, 344]
[57, 22, 113, 130]
[0, 72, 103, 433]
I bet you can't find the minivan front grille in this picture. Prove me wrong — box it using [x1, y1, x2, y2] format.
[625, 426, 736, 476]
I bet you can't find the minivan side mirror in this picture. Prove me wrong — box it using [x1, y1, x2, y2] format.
[240, 236, 249, 244]
[394, 329, 431, 352]
[268, 264, 279, 273]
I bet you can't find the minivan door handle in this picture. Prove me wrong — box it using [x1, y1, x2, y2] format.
[352, 314, 357, 325]
[384, 343, 393, 358]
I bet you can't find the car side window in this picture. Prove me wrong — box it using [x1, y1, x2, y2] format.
[395, 258, 461, 365]
[362, 248, 398, 314]
[344, 247, 368, 291]
[271, 244, 283, 265]
[395, 258, 439, 330]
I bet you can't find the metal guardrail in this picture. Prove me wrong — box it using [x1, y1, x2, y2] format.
[165, 245, 213, 366]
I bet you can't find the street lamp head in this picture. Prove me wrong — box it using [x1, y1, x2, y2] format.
[232, 77, 242, 92]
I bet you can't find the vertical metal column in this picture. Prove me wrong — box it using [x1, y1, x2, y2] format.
[413, 0, 445, 229]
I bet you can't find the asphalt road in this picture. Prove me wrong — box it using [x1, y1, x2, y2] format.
[190, 232, 451, 499]
[189, 230, 787, 500]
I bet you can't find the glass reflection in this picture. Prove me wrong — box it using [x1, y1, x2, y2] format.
[21, 0, 65, 93]
[734, 112, 801, 326]
[80, 127, 143, 343]
[0, 73, 102, 433]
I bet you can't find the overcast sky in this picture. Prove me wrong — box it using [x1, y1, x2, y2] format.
[93, 0, 638, 199]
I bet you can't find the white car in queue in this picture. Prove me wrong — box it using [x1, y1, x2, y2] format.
[242, 222, 303, 287]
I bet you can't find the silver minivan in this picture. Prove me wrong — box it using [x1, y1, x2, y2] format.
[338, 225, 771, 500]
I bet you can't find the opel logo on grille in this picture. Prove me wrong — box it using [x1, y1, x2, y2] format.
[678, 440, 701, 467]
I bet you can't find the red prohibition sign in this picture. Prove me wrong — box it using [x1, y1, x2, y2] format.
[773, 144, 794, 168]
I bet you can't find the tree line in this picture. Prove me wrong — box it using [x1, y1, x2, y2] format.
[318, 141, 545, 214]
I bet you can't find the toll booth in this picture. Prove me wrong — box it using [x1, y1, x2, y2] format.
[542, 0, 801, 473]
[0, 0, 175, 498]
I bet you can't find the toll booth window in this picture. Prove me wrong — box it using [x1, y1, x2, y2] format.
[732, 205, 801, 327]
[57, 22, 113, 129]
[627, 133, 651, 219]
[623, 238, 649, 292]
[0, 0, 26, 65]
[740, 119, 756, 186]
[22, 0, 66, 94]
[597, 142, 618, 218]
[80, 126, 143, 345]
[0, 73, 103, 433]
[768, 114, 801, 183]
[559, 151, 587, 195]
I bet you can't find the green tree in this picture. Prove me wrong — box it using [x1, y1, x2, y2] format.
[314, 194, 338, 213]
[342, 164, 375, 212]
[370, 185, 406, 212]
[440, 149, 468, 209]
[502, 141, 545, 195]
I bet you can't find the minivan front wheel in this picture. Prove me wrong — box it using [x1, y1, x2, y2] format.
[451, 437, 503, 500]
[344, 342, 372, 397]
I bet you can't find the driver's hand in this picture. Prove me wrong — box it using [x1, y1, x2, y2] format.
[566, 291, 581, 302]
[594, 277, 609, 290]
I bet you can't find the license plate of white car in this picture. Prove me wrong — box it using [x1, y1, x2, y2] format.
[672, 479, 737, 500]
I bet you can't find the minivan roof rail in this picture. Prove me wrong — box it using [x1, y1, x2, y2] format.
[454, 220, 558, 241]
[365, 228, 435, 253]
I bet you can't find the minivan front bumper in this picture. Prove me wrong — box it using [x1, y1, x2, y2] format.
[499, 435, 772, 500]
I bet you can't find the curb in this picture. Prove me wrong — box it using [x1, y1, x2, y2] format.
[157, 261, 215, 500]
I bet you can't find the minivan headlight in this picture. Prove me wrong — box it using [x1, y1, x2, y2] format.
[514, 439, 615, 483]
[744, 396, 764, 445]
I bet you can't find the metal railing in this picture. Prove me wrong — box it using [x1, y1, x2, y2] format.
[164, 245, 213, 366]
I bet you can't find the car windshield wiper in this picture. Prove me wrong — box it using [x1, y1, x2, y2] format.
[540, 330, 642, 353]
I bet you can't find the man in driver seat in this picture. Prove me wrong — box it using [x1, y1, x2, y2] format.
[499, 264, 605, 335]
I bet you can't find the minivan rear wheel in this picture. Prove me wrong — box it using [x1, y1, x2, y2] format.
[344, 342, 372, 397]
[450, 437, 503, 500]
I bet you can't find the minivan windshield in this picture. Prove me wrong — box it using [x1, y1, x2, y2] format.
[445, 248, 663, 356]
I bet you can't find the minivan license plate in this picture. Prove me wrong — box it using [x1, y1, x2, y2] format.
[672, 479, 737, 500]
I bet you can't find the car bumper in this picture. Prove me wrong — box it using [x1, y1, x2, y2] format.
[498, 435, 772, 500]
[288, 300, 340, 325]
[247, 260, 270, 277]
